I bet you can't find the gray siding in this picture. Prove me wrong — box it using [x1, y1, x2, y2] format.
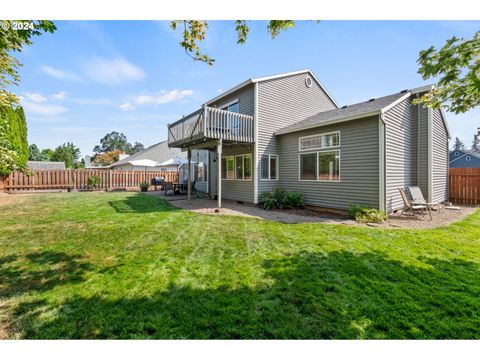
[277, 116, 380, 210]
[257, 73, 337, 196]
[209, 84, 254, 116]
[417, 106, 429, 198]
[384, 98, 417, 212]
[208, 145, 254, 203]
[432, 109, 448, 202]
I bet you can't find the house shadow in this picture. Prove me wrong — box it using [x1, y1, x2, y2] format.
[7, 251, 480, 339]
[108, 193, 180, 214]
[0, 251, 93, 299]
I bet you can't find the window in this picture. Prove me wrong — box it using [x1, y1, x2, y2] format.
[220, 100, 239, 113]
[236, 155, 243, 180]
[300, 150, 340, 182]
[243, 154, 252, 180]
[221, 156, 235, 180]
[260, 154, 279, 180]
[318, 151, 340, 181]
[222, 154, 251, 181]
[197, 162, 207, 182]
[299, 132, 340, 151]
[300, 153, 317, 180]
[455, 151, 459, 156]
[466, 155, 471, 161]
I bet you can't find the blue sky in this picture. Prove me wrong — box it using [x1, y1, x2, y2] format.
[14, 20, 480, 156]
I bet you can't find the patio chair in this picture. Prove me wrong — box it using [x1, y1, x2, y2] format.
[398, 188, 432, 220]
[164, 182, 174, 196]
[407, 186, 441, 212]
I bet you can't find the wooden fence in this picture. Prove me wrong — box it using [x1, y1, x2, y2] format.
[0, 169, 179, 192]
[449, 168, 480, 205]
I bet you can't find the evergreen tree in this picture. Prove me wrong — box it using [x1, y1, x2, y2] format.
[454, 137, 465, 151]
[51, 142, 81, 168]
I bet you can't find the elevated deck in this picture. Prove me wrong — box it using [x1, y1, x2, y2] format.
[168, 106, 254, 148]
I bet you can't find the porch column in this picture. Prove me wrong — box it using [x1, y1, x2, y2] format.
[187, 147, 191, 203]
[217, 139, 222, 208]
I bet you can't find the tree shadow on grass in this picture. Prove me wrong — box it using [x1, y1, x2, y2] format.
[8, 251, 480, 339]
[0, 251, 93, 298]
[109, 194, 179, 214]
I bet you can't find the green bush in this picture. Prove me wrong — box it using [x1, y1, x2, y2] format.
[0, 105, 28, 175]
[87, 175, 102, 189]
[139, 181, 149, 192]
[284, 191, 305, 209]
[261, 188, 304, 211]
[347, 203, 387, 223]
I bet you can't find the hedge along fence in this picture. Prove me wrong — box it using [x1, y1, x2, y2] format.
[1, 169, 179, 192]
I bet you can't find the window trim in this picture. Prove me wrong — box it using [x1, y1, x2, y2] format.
[221, 153, 252, 181]
[298, 131, 340, 152]
[298, 149, 341, 182]
[219, 98, 239, 111]
[260, 154, 279, 181]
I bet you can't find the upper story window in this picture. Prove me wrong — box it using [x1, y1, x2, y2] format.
[466, 155, 471, 161]
[299, 131, 340, 151]
[455, 151, 459, 156]
[220, 99, 239, 113]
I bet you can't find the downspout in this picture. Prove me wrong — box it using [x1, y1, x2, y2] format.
[379, 114, 386, 213]
[253, 82, 259, 204]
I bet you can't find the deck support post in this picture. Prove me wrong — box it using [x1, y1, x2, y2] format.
[217, 139, 222, 208]
[187, 147, 191, 203]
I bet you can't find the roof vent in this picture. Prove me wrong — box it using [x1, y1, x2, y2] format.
[368, 98, 375, 102]
[341, 105, 348, 109]
[400, 89, 408, 93]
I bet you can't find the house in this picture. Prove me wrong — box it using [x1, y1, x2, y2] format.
[167, 69, 450, 213]
[449, 149, 480, 168]
[27, 161, 66, 171]
[108, 140, 209, 192]
[109, 141, 185, 171]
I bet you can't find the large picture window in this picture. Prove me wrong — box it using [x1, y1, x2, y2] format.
[300, 150, 340, 182]
[300, 153, 317, 180]
[260, 154, 279, 180]
[299, 131, 340, 151]
[222, 154, 252, 181]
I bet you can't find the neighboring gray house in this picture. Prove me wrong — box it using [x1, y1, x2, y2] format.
[449, 149, 480, 168]
[27, 161, 65, 170]
[168, 69, 450, 213]
[109, 140, 184, 171]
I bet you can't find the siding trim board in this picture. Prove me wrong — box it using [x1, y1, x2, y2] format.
[253, 82, 259, 204]
[428, 107, 433, 203]
[379, 115, 386, 212]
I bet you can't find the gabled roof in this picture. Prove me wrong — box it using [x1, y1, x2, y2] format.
[27, 161, 65, 171]
[275, 85, 453, 137]
[449, 149, 480, 163]
[204, 69, 338, 108]
[275, 91, 408, 135]
[108, 140, 184, 167]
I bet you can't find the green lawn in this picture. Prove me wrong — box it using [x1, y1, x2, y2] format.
[0, 192, 479, 339]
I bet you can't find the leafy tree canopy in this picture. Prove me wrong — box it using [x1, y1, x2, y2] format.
[51, 142, 81, 169]
[92, 149, 124, 166]
[0, 20, 56, 106]
[414, 31, 480, 114]
[170, 20, 295, 65]
[93, 131, 144, 156]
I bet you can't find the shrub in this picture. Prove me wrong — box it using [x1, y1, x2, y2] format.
[347, 203, 387, 223]
[261, 188, 304, 211]
[139, 181, 149, 192]
[284, 191, 305, 209]
[87, 175, 102, 189]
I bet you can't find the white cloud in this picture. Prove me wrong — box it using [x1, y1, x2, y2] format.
[22, 101, 68, 116]
[51, 91, 68, 100]
[41, 65, 82, 82]
[135, 89, 194, 106]
[120, 102, 135, 111]
[82, 57, 146, 85]
[23, 92, 47, 103]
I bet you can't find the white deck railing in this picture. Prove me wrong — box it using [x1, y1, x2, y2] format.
[168, 106, 254, 147]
